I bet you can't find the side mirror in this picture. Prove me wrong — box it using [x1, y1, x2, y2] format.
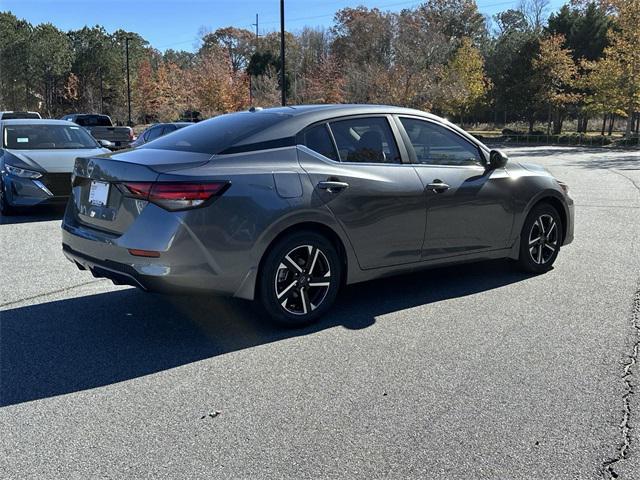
[97, 139, 114, 148]
[488, 149, 508, 169]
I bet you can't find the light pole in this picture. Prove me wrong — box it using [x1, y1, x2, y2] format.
[125, 37, 132, 126]
[280, 0, 286, 106]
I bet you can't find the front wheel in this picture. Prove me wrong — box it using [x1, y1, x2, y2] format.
[0, 181, 15, 216]
[258, 231, 342, 327]
[517, 202, 563, 273]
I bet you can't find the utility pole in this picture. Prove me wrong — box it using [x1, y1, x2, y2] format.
[252, 13, 259, 38]
[249, 13, 259, 106]
[280, 0, 286, 106]
[99, 68, 104, 114]
[125, 37, 132, 126]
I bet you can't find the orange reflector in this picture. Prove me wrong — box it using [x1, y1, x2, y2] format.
[128, 249, 160, 258]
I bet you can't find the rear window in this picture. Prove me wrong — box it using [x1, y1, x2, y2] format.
[2, 112, 41, 120]
[142, 112, 289, 154]
[74, 115, 112, 127]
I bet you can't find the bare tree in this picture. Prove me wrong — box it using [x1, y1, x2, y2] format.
[518, 0, 550, 31]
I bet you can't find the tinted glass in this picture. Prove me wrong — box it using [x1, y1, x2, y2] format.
[3, 124, 99, 149]
[73, 115, 112, 127]
[328, 117, 400, 164]
[301, 124, 338, 161]
[2, 112, 40, 119]
[400, 118, 481, 166]
[144, 112, 289, 154]
[146, 126, 164, 141]
[161, 125, 176, 136]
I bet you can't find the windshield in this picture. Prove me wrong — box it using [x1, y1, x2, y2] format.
[73, 115, 112, 127]
[143, 112, 289, 154]
[3, 124, 100, 150]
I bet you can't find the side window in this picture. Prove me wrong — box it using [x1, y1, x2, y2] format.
[146, 126, 163, 142]
[328, 117, 401, 164]
[161, 125, 176, 136]
[400, 118, 482, 166]
[301, 124, 338, 161]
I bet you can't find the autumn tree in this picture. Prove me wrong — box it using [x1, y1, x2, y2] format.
[532, 35, 579, 134]
[133, 59, 159, 122]
[580, 56, 626, 134]
[301, 55, 345, 104]
[437, 37, 490, 125]
[189, 48, 248, 116]
[200, 27, 255, 73]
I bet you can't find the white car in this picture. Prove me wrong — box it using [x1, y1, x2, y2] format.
[0, 111, 42, 120]
[0, 119, 110, 215]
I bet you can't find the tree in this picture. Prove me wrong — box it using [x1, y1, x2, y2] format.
[189, 48, 248, 115]
[200, 27, 254, 73]
[31, 23, 72, 116]
[532, 35, 579, 134]
[133, 59, 159, 122]
[416, 0, 488, 46]
[603, 0, 640, 135]
[485, 26, 540, 128]
[437, 37, 490, 125]
[518, 0, 550, 32]
[301, 54, 345, 104]
[580, 56, 626, 134]
[547, 3, 612, 62]
[494, 9, 528, 34]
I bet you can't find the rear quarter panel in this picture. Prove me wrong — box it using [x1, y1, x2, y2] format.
[156, 146, 358, 299]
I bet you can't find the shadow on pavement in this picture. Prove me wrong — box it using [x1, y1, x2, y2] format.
[0, 205, 65, 225]
[497, 146, 640, 170]
[0, 259, 533, 407]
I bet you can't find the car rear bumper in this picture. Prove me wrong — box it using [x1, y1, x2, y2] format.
[61, 202, 254, 298]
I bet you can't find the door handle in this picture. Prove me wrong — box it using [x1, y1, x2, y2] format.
[426, 180, 450, 193]
[317, 181, 349, 193]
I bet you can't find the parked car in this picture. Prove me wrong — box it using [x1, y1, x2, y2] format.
[60, 114, 134, 149]
[130, 122, 193, 148]
[0, 119, 110, 215]
[0, 111, 42, 120]
[61, 105, 574, 326]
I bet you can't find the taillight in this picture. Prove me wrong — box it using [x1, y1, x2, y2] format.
[120, 181, 229, 210]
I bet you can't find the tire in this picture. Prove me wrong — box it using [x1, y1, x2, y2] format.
[516, 202, 563, 273]
[258, 230, 342, 327]
[0, 181, 15, 216]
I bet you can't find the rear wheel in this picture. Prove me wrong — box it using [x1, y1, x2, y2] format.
[258, 231, 342, 327]
[517, 202, 563, 273]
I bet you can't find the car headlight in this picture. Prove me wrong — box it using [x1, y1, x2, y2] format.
[5, 164, 43, 179]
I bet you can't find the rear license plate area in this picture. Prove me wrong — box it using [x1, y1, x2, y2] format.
[89, 180, 110, 206]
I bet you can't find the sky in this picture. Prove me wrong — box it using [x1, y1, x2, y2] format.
[1, 0, 566, 52]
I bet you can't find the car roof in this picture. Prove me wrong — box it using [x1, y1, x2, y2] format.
[65, 113, 109, 117]
[232, 104, 465, 148]
[1, 119, 78, 126]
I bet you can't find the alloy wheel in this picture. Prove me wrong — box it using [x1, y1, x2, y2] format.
[274, 244, 331, 315]
[528, 213, 559, 265]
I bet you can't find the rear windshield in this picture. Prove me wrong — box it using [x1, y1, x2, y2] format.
[3, 124, 100, 150]
[73, 115, 112, 127]
[142, 112, 289, 154]
[2, 112, 40, 119]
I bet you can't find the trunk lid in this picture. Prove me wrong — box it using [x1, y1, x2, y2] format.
[71, 148, 212, 234]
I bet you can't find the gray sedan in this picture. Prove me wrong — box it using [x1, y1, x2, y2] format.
[0, 119, 109, 215]
[61, 105, 574, 326]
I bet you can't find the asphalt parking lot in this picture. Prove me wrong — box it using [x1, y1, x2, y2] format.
[1, 146, 639, 479]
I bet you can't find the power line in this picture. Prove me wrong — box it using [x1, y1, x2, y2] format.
[155, 0, 521, 50]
